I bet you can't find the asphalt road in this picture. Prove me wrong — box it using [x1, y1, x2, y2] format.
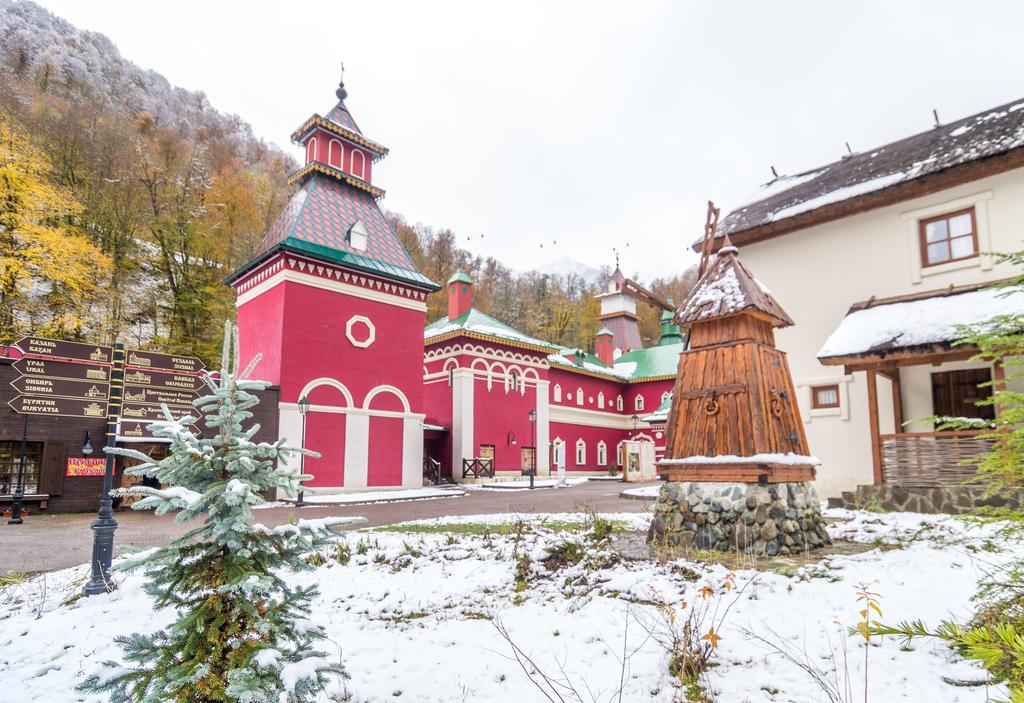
[1, 480, 657, 574]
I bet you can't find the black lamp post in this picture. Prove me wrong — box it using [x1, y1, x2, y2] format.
[631, 414, 639, 432]
[527, 409, 537, 489]
[7, 414, 28, 525]
[506, 431, 517, 446]
[297, 396, 311, 507]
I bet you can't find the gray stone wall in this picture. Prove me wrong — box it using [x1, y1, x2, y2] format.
[828, 484, 1024, 514]
[648, 481, 832, 556]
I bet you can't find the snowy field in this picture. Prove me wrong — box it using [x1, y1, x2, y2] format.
[0, 508, 1012, 702]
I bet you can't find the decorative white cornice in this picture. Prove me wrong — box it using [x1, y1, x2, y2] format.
[236, 264, 427, 312]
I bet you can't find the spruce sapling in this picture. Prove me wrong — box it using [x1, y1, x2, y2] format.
[79, 322, 361, 702]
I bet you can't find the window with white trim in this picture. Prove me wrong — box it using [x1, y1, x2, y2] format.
[597, 440, 607, 466]
[553, 384, 562, 402]
[575, 438, 586, 466]
[351, 149, 366, 179]
[634, 395, 644, 411]
[617, 396, 623, 411]
[597, 391, 605, 408]
[328, 139, 343, 168]
[305, 138, 317, 163]
[576, 388, 584, 405]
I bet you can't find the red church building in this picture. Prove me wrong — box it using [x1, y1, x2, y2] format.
[228, 77, 440, 491]
[231, 77, 686, 491]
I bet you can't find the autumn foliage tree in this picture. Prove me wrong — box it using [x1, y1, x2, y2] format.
[0, 115, 110, 343]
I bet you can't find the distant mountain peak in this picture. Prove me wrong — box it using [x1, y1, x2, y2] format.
[532, 256, 603, 284]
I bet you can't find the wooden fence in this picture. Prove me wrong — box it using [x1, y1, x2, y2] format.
[879, 431, 995, 486]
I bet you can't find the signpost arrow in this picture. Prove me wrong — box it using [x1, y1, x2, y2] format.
[14, 337, 112, 364]
[12, 357, 111, 382]
[122, 368, 205, 392]
[121, 385, 198, 407]
[10, 376, 110, 401]
[7, 395, 109, 418]
[125, 348, 204, 373]
[120, 401, 198, 423]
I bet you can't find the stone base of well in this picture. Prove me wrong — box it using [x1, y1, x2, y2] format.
[648, 481, 832, 555]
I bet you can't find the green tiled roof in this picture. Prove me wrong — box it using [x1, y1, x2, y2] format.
[615, 343, 685, 380]
[447, 271, 474, 285]
[643, 391, 674, 422]
[596, 327, 614, 336]
[233, 174, 438, 290]
[424, 308, 559, 351]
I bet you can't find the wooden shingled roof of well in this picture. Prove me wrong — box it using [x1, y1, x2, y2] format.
[675, 235, 794, 328]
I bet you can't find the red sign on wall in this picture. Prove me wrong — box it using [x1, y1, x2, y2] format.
[66, 457, 106, 477]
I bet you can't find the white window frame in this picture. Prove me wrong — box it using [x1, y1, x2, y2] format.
[576, 388, 584, 406]
[553, 384, 562, 402]
[598, 391, 605, 408]
[597, 440, 607, 466]
[328, 138, 343, 168]
[616, 396, 623, 411]
[575, 438, 586, 466]
[350, 149, 366, 180]
[902, 190, 994, 285]
[634, 395, 644, 411]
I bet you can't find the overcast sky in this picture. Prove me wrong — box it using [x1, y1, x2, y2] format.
[35, 0, 1024, 280]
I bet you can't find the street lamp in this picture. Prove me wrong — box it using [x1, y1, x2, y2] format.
[631, 414, 639, 432]
[82, 431, 94, 456]
[527, 409, 537, 490]
[297, 396, 311, 507]
[506, 431, 517, 446]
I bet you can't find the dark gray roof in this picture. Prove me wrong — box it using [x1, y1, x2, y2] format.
[721, 97, 1024, 236]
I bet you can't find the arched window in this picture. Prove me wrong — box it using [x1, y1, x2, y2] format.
[635, 395, 645, 411]
[350, 149, 365, 179]
[597, 440, 607, 466]
[328, 139, 343, 168]
[508, 371, 518, 393]
[553, 384, 562, 402]
[616, 396, 623, 411]
[575, 438, 586, 466]
[576, 388, 584, 406]
[305, 138, 317, 164]
[598, 391, 605, 408]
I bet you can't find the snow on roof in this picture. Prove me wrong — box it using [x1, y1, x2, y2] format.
[424, 309, 558, 350]
[721, 96, 1024, 237]
[675, 246, 793, 327]
[818, 285, 1024, 359]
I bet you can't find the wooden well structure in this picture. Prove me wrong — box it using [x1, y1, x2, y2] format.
[661, 234, 817, 483]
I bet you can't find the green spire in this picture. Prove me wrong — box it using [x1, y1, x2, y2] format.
[659, 298, 683, 346]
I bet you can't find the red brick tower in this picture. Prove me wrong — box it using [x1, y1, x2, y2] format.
[228, 74, 439, 491]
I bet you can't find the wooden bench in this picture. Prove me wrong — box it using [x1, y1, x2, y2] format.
[1, 494, 50, 512]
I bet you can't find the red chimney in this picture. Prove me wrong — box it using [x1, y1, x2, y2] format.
[595, 328, 615, 365]
[447, 271, 474, 320]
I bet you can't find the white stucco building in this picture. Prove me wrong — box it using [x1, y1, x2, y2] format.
[715, 97, 1024, 499]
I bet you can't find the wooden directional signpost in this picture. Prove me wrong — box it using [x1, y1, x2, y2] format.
[7, 335, 204, 597]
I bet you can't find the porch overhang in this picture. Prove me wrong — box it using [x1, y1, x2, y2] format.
[817, 279, 1022, 373]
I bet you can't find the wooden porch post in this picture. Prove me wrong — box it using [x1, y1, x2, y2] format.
[866, 369, 883, 484]
[891, 372, 903, 432]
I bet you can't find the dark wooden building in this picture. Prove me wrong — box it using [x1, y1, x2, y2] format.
[0, 355, 280, 513]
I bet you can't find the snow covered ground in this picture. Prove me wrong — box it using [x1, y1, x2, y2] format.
[621, 484, 662, 498]
[0, 508, 1012, 702]
[301, 486, 466, 504]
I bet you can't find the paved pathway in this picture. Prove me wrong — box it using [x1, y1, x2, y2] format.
[2, 480, 657, 574]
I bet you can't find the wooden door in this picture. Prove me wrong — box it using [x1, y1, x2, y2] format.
[520, 447, 535, 473]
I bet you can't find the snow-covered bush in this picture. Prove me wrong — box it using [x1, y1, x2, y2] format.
[78, 323, 355, 702]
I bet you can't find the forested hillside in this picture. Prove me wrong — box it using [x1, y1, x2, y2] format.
[0, 0, 695, 364]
